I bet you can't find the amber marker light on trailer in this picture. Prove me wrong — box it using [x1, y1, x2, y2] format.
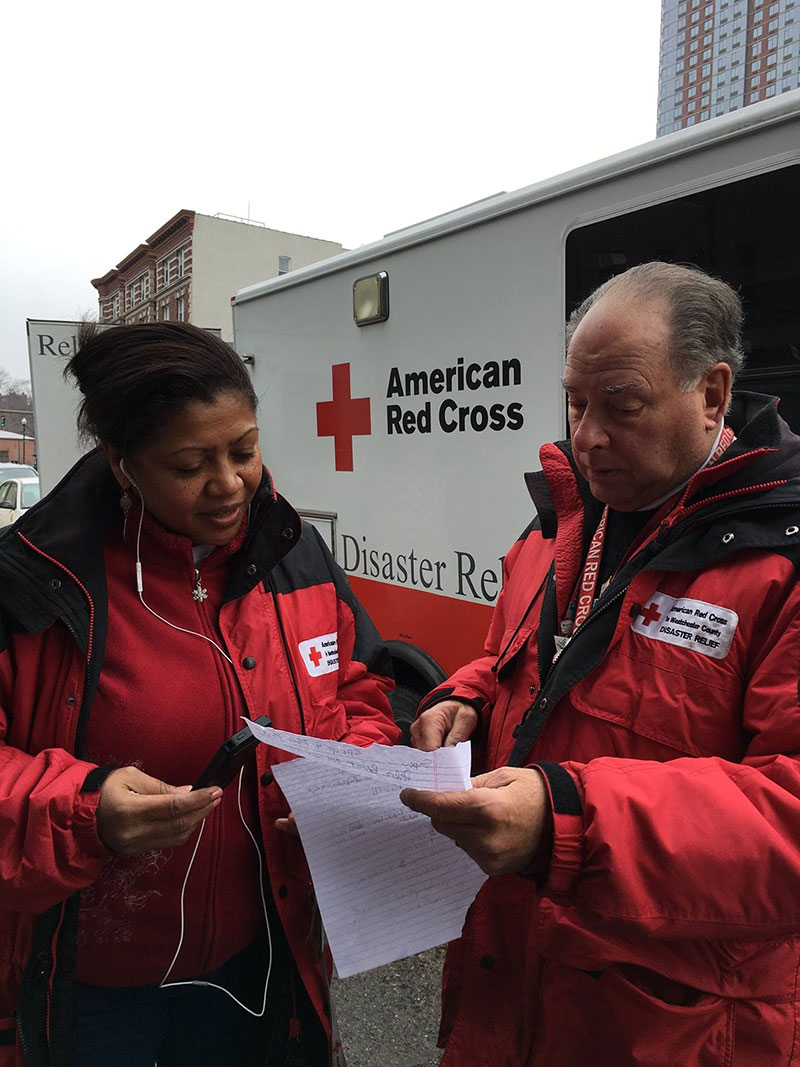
[353, 271, 389, 326]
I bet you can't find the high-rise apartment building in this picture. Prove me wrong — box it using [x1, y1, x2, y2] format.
[657, 0, 800, 135]
[91, 210, 344, 341]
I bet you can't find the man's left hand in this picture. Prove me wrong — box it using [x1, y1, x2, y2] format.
[400, 767, 549, 876]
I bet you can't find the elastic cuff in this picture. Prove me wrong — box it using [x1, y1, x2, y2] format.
[81, 765, 118, 792]
[416, 687, 486, 719]
[529, 761, 584, 895]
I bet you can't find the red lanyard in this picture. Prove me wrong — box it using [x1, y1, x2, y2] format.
[561, 423, 735, 640]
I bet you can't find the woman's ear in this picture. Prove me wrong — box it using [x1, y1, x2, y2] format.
[104, 445, 128, 489]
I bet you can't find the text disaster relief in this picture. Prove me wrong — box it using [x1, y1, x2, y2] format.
[319, 355, 526, 605]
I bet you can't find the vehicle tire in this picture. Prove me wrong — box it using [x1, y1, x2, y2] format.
[389, 683, 426, 746]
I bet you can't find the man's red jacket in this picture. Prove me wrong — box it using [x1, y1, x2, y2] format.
[421, 393, 800, 1066]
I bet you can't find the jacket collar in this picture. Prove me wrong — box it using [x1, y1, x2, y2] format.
[0, 449, 301, 634]
[524, 391, 800, 537]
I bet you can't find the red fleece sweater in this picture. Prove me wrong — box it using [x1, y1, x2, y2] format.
[75, 511, 265, 986]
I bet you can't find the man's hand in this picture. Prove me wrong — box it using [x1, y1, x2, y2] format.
[400, 767, 549, 876]
[410, 699, 479, 750]
[275, 812, 299, 837]
[96, 766, 222, 854]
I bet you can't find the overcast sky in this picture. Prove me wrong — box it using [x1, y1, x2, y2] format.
[1, 0, 661, 382]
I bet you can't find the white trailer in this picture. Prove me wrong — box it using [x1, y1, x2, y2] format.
[27, 320, 84, 495]
[231, 91, 800, 732]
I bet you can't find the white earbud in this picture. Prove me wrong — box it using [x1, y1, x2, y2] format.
[119, 457, 138, 491]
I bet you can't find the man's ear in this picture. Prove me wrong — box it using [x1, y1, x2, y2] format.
[702, 363, 732, 429]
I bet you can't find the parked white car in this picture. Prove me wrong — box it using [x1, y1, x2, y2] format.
[0, 476, 40, 527]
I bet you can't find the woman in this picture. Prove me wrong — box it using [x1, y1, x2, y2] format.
[0, 322, 399, 1066]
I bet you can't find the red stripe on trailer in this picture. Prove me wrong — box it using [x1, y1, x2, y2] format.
[349, 576, 493, 677]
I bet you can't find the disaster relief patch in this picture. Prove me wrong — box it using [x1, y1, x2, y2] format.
[630, 592, 738, 660]
[299, 633, 339, 676]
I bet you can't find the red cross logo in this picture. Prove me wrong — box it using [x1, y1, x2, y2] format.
[640, 602, 663, 627]
[316, 364, 371, 471]
[308, 646, 322, 667]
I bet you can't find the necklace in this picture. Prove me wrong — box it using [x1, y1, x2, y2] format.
[192, 568, 208, 602]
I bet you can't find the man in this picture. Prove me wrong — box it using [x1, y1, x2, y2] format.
[400, 262, 800, 1066]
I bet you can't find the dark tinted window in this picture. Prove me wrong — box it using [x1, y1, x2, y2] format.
[566, 164, 800, 431]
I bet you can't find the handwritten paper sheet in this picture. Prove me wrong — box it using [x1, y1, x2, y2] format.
[244, 723, 488, 978]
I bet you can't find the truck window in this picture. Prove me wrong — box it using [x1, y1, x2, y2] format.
[565, 163, 800, 430]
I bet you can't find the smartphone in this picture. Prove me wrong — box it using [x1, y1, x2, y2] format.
[191, 714, 272, 790]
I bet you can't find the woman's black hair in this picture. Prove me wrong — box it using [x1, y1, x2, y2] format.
[65, 321, 258, 455]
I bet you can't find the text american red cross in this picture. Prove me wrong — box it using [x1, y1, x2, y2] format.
[316, 363, 371, 471]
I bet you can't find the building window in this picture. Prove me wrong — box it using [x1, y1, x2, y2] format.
[702, 62, 711, 75]
[767, 66, 777, 78]
[700, 109, 710, 120]
[750, 90, 761, 101]
[278, 255, 292, 275]
[176, 247, 186, 279]
[176, 295, 185, 322]
[689, 68, 698, 81]
[112, 293, 120, 318]
[161, 302, 170, 321]
[161, 258, 171, 287]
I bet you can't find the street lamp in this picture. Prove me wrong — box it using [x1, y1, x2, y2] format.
[21, 418, 26, 465]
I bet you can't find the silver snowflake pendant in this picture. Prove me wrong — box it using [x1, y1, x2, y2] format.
[192, 572, 208, 602]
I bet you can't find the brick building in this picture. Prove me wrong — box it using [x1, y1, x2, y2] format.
[657, 0, 800, 135]
[0, 431, 36, 466]
[91, 210, 344, 340]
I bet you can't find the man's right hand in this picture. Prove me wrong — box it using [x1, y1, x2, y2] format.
[96, 766, 222, 854]
[410, 699, 479, 750]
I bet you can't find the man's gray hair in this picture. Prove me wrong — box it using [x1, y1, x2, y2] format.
[565, 262, 746, 389]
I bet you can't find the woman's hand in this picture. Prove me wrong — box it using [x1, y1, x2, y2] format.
[96, 766, 222, 854]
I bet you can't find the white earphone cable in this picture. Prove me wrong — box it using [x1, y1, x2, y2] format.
[130, 478, 234, 665]
[159, 767, 273, 1016]
[123, 468, 271, 1013]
